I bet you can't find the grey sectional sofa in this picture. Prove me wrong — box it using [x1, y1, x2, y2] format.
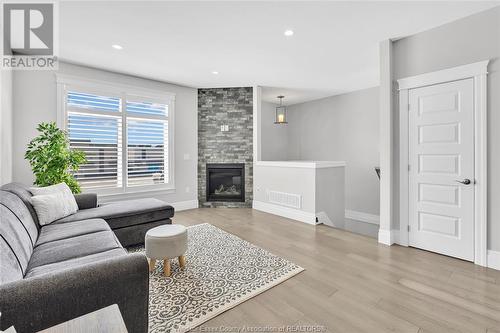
[0, 182, 175, 333]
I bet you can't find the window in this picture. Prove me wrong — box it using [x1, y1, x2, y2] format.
[57, 76, 174, 194]
[68, 111, 122, 190]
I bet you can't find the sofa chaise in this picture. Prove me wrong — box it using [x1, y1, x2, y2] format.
[0, 182, 175, 333]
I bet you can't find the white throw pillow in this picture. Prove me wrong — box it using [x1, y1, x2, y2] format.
[30, 183, 79, 212]
[30, 183, 79, 226]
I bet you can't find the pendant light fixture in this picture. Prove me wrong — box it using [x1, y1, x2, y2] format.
[274, 95, 288, 124]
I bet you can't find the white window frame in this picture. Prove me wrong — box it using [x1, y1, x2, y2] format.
[56, 74, 175, 197]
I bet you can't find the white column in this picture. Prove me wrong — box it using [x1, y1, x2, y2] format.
[378, 40, 394, 245]
[253, 86, 262, 162]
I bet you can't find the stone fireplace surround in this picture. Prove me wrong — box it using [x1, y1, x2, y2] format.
[198, 87, 253, 208]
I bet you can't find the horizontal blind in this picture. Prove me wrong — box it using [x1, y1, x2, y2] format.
[67, 91, 120, 112]
[68, 112, 122, 190]
[126, 100, 168, 116]
[126, 119, 168, 187]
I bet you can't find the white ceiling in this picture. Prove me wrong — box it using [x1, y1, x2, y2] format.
[59, 1, 499, 105]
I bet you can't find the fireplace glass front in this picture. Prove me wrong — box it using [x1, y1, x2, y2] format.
[206, 163, 245, 202]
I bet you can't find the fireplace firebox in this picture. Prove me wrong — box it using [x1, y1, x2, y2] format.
[206, 163, 245, 202]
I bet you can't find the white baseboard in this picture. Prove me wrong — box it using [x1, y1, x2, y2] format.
[377, 232, 499, 270]
[345, 210, 380, 225]
[316, 211, 335, 227]
[253, 200, 317, 225]
[488, 250, 500, 271]
[378, 229, 399, 245]
[171, 199, 199, 212]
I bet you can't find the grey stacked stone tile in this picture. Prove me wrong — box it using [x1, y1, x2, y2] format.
[198, 87, 253, 208]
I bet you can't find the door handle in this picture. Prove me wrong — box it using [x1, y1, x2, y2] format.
[455, 179, 472, 185]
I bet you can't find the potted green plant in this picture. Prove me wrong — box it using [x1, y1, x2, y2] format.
[25, 122, 87, 194]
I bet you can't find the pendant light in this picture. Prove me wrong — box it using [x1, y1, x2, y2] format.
[274, 95, 288, 124]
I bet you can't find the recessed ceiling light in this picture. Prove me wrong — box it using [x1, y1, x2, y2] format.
[212, 71, 219, 75]
[112, 44, 123, 50]
[284, 30, 294, 37]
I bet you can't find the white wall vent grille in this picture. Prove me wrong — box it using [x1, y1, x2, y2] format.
[267, 190, 301, 209]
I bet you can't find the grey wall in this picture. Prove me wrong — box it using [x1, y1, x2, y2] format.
[0, 70, 13, 184]
[198, 87, 253, 207]
[11, 62, 198, 204]
[392, 6, 500, 250]
[261, 101, 288, 161]
[286, 87, 380, 216]
[316, 167, 346, 228]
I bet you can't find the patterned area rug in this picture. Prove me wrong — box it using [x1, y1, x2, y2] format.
[129, 223, 304, 333]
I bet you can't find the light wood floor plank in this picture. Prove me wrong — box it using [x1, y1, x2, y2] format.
[174, 208, 500, 332]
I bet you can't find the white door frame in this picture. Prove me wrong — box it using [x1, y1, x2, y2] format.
[397, 60, 489, 266]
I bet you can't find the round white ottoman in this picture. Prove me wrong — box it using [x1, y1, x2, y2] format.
[145, 224, 187, 276]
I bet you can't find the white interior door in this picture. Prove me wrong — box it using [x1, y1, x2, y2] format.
[408, 78, 474, 261]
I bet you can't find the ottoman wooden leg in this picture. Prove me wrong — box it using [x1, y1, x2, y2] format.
[178, 255, 186, 269]
[148, 258, 156, 272]
[163, 259, 171, 277]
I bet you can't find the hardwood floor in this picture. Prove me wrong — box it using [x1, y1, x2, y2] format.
[174, 208, 500, 333]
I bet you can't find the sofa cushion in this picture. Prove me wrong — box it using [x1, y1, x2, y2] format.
[36, 219, 111, 246]
[0, 190, 38, 246]
[29, 230, 122, 270]
[0, 205, 32, 276]
[0, 237, 23, 283]
[1, 182, 39, 226]
[25, 248, 127, 278]
[55, 198, 174, 229]
[0, 191, 39, 278]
